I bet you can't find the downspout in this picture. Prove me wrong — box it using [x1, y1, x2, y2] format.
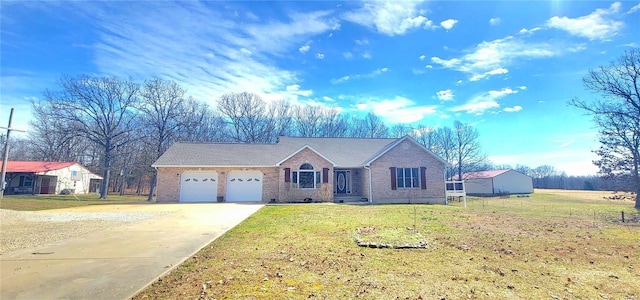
[364, 165, 372, 203]
[152, 166, 158, 203]
[443, 168, 447, 205]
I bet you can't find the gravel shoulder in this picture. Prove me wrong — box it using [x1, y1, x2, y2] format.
[0, 207, 173, 254]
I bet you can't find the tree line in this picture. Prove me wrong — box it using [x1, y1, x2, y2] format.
[1, 75, 489, 199]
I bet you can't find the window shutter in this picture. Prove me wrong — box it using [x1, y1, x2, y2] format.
[390, 167, 397, 190]
[322, 168, 329, 183]
[420, 167, 427, 190]
[284, 168, 291, 183]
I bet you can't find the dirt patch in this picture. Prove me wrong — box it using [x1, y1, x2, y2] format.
[354, 227, 433, 249]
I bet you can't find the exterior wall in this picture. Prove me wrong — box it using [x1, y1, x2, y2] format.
[464, 178, 493, 195]
[41, 164, 100, 194]
[156, 166, 278, 203]
[493, 170, 533, 194]
[277, 148, 334, 202]
[368, 141, 446, 204]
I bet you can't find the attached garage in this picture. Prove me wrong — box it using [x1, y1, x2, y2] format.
[180, 171, 218, 202]
[226, 171, 263, 202]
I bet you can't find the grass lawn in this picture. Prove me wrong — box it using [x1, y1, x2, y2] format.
[136, 191, 640, 299]
[0, 194, 148, 211]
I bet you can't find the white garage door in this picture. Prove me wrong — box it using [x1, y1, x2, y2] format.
[180, 171, 218, 202]
[226, 171, 263, 202]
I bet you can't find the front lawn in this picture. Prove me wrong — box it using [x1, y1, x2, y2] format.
[0, 194, 148, 211]
[135, 192, 639, 299]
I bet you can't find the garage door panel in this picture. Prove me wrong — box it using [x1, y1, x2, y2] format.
[180, 171, 218, 202]
[226, 171, 262, 202]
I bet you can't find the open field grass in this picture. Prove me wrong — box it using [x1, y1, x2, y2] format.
[0, 194, 149, 211]
[135, 190, 640, 299]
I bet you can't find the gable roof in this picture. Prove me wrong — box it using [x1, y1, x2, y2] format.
[451, 169, 511, 180]
[0, 161, 76, 173]
[153, 136, 442, 168]
[364, 136, 448, 166]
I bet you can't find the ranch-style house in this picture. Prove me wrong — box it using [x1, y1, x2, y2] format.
[152, 136, 448, 204]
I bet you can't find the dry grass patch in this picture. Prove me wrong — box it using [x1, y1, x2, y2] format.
[135, 192, 640, 299]
[0, 194, 148, 211]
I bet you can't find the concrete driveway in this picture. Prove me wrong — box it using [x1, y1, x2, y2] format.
[0, 203, 263, 300]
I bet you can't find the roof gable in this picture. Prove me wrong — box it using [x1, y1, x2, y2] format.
[364, 136, 449, 166]
[276, 145, 338, 167]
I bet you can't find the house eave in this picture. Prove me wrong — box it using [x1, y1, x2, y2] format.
[151, 164, 275, 168]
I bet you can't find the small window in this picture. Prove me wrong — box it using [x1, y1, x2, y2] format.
[19, 175, 33, 187]
[396, 167, 419, 188]
[297, 163, 319, 189]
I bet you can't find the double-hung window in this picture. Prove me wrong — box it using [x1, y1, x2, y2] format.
[397, 167, 419, 188]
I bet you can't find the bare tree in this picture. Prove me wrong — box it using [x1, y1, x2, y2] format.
[179, 99, 227, 143]
[42, 75, 140, 199]
[433, 126, 456, 179]
[138, 78, 191, 200]
[570, 48, 640, 207]
[29, 100, 89, 162]
[318, 107, 349, 137]
[217, 92, 289, 143]
[453, 121, 486, 180]
[350, 112, 388, 138]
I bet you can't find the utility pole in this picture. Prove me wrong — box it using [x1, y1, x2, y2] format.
[0, 108, 26, 200]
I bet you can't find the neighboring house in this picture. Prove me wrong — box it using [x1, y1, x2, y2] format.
[152, 136, 448, 204]
[452, 169, 533, 195]
[1, 161, 102, 195]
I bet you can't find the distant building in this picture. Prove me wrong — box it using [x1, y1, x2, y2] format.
[1, 161, 102, 195]
[451, 169, 533, 195]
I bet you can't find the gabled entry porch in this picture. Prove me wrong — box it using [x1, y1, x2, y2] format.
[333, 168, 367, 202]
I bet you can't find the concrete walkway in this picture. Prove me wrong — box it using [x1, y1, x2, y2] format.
[0, 203, 263, 300]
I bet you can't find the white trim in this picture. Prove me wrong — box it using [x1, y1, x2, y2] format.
[364, 136, 448, 166]
[275, 145, 338, 167]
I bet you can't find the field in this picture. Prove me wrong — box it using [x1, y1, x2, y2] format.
[135, 190, 640, 299]
[0, 194, 148, 211]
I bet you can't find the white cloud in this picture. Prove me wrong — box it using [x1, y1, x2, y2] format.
[322, 96, 334, 101]
[315, 53, 325, 59]
[470, 67, 509, 81]
[342, 1, 436, 36]
[358, 96, 437, 123]
[419, 55, 426, 60]
[546, 2, 624, 40]
[519, 86, 527, 90]
[362, 51, 372, 59]
[489, 17, 501, 26]
[331, 67, 389, 84]
[431, 36, 557, 81]
[436, 89, 454, 101]
[425, 64, 433, 69]
[299, 44, 310, 53]
[456, 80, 463, 85]
[343, 51, 354, 59]
[503, 105, 522, 112]
[440, 19, 458, 30]
[628, 3, 640, 14]
[518, 27, 541, 35]
[285, 84, 313, 97]
[451, 87, 517, 115]
[355, 39, 369, 45]
[80, 1, 339, 103]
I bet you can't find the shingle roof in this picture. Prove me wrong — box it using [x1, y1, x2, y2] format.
[0, 161, 76, 173]
[152, 136, 401, 167]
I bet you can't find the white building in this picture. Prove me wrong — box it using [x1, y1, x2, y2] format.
[454, 169, 533, 195]
[1, 161, 102, 195]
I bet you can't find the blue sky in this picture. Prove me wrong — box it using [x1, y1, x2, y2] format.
[2, 1, 639, 176]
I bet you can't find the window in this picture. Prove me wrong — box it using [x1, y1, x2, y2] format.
[396, 168, 419, 188]
[19, 175, 33, 187]
[292, 163, 321, 189]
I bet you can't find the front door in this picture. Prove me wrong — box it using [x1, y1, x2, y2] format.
[40, 178, 50, 194]
[335, 170, 350, 194]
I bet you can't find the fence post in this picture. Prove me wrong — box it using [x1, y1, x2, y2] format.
[621, 211, 625, 223]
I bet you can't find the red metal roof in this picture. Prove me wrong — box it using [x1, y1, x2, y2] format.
[0, 161, 76, 173]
